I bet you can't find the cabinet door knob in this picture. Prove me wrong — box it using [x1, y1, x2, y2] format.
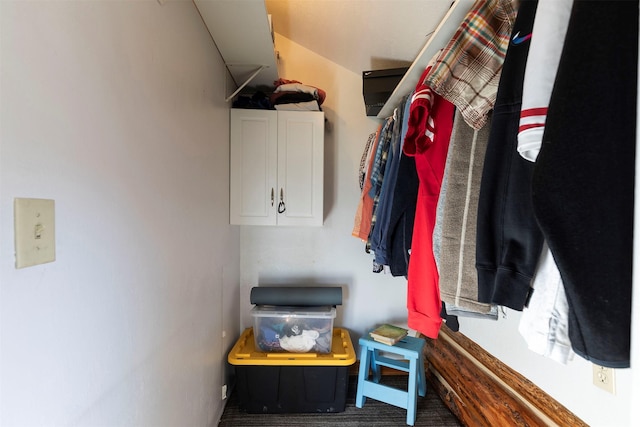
[271, 188, 274, 206]
[278, 188, 286, 213]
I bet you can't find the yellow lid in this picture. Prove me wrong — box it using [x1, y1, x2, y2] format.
[228, 327, 356, 366]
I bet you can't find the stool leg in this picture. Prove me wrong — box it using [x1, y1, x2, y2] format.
[406, 357, 418, 426]
[418, 354, 427, 397]
[371, 348, 382, 383]
[355, 344, 372, 408]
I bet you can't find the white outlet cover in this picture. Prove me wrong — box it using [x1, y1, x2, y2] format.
[592, 363, 616, 395]
[14, 198, 56, 268]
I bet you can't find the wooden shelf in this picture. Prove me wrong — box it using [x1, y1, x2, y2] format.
[194, 0, 279, 100]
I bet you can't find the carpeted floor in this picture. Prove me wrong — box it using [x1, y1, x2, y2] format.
[218, 375, 462, 426]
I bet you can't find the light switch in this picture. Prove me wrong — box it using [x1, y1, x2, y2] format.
[14, 198, 55, 268]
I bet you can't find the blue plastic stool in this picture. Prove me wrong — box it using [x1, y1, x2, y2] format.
[355, 333, 427, 426]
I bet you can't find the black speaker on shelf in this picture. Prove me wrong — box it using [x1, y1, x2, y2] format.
[362, 67, 409, 116]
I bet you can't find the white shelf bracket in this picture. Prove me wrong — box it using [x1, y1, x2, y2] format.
[225, 65, 267, 103]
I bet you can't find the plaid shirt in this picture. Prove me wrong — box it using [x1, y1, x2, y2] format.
[368, 117, 393, 199]
[425, 0, 517, 130]
[366, 117, 394, 257]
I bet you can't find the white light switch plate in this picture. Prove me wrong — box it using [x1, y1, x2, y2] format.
[14, 198, 56, 268]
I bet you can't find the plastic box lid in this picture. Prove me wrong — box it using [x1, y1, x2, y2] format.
[228, 327, 356, 366]
[251, 305, 336, 318]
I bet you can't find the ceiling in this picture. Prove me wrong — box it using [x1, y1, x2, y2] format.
[264, 0, 453, 74]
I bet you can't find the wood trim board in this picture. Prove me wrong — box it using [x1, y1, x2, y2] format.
[423, 326, 588, 426]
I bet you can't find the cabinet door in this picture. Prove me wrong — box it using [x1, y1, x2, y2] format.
[276, 111, 324, 226]
[230, 109, 278, 225]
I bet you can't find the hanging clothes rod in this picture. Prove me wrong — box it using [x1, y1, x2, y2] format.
[376, 0, 474, 118]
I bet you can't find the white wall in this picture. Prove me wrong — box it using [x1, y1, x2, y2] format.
[0, 1, 239, 426]
[241, 33, 636, 427]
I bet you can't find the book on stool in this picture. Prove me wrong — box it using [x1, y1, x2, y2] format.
[369, 323, 408, 345]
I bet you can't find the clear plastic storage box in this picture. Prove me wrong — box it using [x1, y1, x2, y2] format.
[251, 305, 336, 353]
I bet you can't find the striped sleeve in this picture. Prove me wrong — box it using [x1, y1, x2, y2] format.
[517, 0, 573, 162]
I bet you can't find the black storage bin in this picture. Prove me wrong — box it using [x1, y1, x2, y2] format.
[362, 67, 409, 116]
[235, 365, 350, 413]
[228, 327, 356, 413]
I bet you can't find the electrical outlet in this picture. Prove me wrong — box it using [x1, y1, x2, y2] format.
[222, 384, 227, 400]
[592, 364, 616, 394]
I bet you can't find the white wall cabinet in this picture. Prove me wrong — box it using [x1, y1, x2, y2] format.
[230, 109, 324, 226]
